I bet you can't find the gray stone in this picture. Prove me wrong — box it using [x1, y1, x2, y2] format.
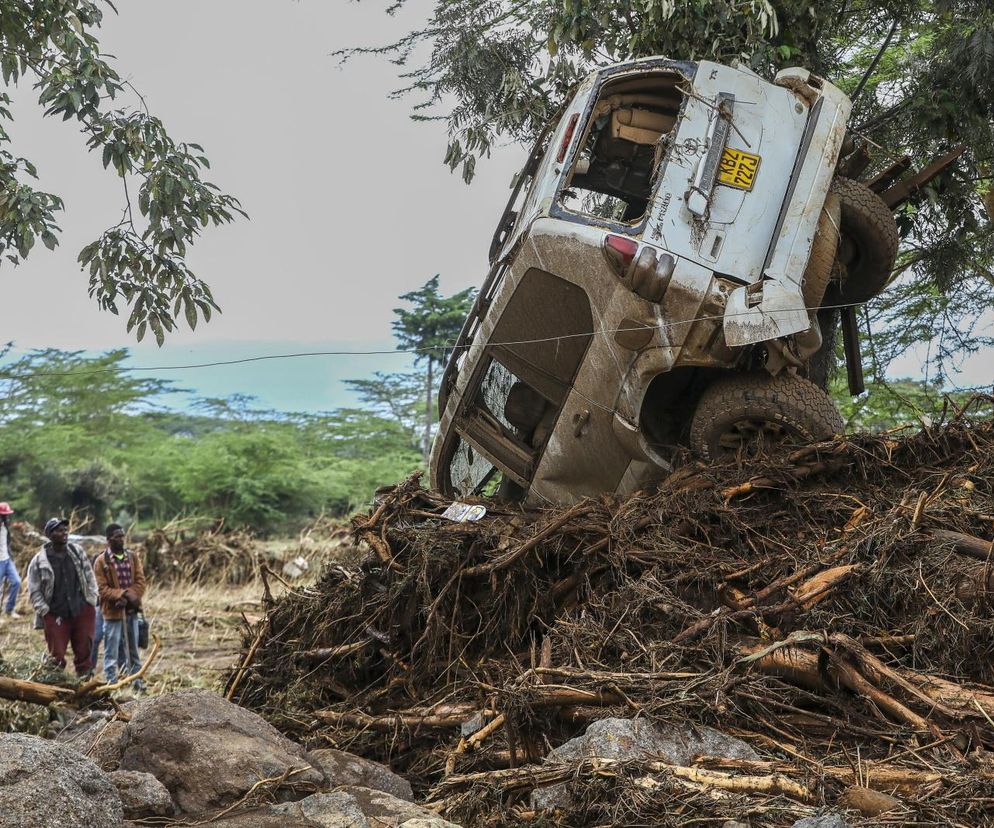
[108, 771, 174, 819]
[0, 733, 124, 828]
[339, 786, 460, 826]
[58, 712, 130, 771]
[308, 748, 414, 801]
[208, 788, 460, 828]
[59, 688, 323, 816]
[532, 717, 759, 810]
[791, 817, 852, 828]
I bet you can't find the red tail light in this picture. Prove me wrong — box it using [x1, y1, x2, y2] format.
[556, 113, 580, 163]
[603, 234, 638, 277]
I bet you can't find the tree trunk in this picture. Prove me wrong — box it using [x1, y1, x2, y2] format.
[422, 358, 434, 466]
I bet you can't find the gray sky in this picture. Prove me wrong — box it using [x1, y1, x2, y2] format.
[3, 2, 990, 410]
[4, 0, 522, 410]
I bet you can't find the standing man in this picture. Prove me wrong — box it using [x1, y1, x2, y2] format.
[94, 524, 146, 687]
[26, 518, 98, 675]
[0, 502, 21, 620]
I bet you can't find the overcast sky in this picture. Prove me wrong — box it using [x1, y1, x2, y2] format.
[4, 0, 522, 410]
[3, 2, 989, 411]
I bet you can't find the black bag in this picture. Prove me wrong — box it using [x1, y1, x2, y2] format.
[136, 613, 149, 649]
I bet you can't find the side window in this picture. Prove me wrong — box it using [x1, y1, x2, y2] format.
[445, 269, 593, 497]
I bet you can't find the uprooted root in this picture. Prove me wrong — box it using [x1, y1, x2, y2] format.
[232, 396, 994, 826]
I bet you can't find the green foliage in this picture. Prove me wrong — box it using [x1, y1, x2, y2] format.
[0, 1, 243, 342]
[392, 275, 476, 368]
[391, 275, 476, 462]
[0, 348, 421, 533]
[831, 375, 992, 432]
[350, 0, 994, 377]
[345, 371, 423, 449]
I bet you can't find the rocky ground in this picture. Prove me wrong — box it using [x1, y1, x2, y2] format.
[2, 688, 458, 827]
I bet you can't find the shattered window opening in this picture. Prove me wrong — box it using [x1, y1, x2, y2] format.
[558, 72, 686, 225]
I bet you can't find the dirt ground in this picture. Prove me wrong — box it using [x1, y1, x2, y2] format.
[0, 580, 268, 693]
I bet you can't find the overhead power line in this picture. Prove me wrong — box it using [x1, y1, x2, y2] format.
[0, 301, 988, 385]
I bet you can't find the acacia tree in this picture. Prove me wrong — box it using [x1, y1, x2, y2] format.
[0, 1, 244, 343]
[392, 276, 476, 464]
[345, 371, 424, 451]
[346, 0, 994, 381]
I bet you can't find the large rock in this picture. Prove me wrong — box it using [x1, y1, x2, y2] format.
[791, 817, 852, 828]
[0, 733, 123, 828]
[342, 786, 459, 826]
[307, 749, 414, 801]
[208, 787, 460, 827]
[108, 770, 174, 819]
[532, 717, 759, 810]
[59, 713, 130, 772]
[58, 688, 323, 815]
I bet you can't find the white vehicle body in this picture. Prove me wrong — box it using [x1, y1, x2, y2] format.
[431, 57, 854, 505]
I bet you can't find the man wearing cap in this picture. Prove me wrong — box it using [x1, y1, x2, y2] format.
[0, 502, 21, 620]
[26, 518, 98, 675]
[93, 524, 146, 686]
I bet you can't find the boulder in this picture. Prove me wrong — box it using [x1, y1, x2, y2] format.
[307, 748, 414, 801]
[209, 791, 370, 827]
[59, 712, 129, 771]
[0, 733, 123, 828]
[108, 770, 174, 819]
[340, 786, 459, 826]
[791, 816, 852, 828]
[58, 688, 323, 815]
[532, 717, 759, 810]
[208, 788, 460, 827]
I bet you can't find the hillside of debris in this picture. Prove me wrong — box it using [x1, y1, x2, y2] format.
[231, 398, 994, 826]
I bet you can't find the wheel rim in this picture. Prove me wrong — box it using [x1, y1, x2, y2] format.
[715, 418, 806, 458]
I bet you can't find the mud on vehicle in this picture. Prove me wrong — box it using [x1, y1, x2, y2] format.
[430, 57, 960, 505]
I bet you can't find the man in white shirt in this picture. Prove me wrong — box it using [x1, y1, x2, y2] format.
[0, 502, 21, 619]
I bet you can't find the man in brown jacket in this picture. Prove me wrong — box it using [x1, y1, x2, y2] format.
[94, 523, 146, 687]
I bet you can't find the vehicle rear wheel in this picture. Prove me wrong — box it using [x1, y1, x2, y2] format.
[825, 176, 899, 305]
[689, 372, 844, 462]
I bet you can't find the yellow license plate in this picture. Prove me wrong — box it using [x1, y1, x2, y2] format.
[718, 147, 761, 191]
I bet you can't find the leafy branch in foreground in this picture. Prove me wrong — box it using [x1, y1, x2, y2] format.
[0, 1, 245, 343]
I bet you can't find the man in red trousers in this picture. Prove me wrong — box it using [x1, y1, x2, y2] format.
[26, 518, 98, 676]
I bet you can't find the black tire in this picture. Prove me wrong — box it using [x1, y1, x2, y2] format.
[825, 176, 899, 305]
[690, 373, 844, 462]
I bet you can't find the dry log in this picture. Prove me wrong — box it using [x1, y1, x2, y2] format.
[314, 702, 494, 731]
[838, 786, 901, 816]
[0, 676, 75, 705]
[791, 564, 860, 609]
[700, 757, 943, 794]
[297, 639, 372, 663]
[736, 640, 826, 693]
[0, 635, 161, 706]
[314, 710, 476, 731]
[522, 686, 624, 708]
[929, 529, 994, 561]
[829, 657, 935, 734]
[433, 757, 816, 803]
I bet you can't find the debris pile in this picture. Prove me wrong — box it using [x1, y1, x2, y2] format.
[137, 517, 354, 585]
[139, 523, 268, 585]
[237, 402, 994, 823]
